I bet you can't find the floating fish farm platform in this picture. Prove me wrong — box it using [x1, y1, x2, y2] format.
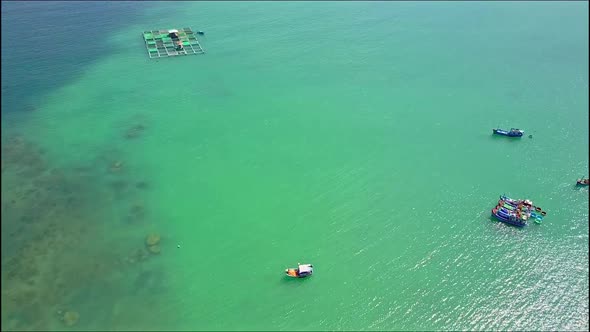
[142, 28, 205, 59]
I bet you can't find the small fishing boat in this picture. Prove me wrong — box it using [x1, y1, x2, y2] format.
[493, 128, 524, 137]
[285, 263, 313, 278]
[576, 179, 589, 186]
[500, 195, 533, 207]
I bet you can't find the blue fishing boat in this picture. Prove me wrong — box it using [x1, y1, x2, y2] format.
[493, 128, 524, 137]
[491, 206, 527, 227]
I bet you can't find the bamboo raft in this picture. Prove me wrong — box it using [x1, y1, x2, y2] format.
[142, 28, 205, 59]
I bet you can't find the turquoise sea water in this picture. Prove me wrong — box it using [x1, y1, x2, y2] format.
[1, 1, 588, 331]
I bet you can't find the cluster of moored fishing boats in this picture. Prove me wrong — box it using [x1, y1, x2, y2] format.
[491, 195, 547, 227]
[490, 128, 587, 229]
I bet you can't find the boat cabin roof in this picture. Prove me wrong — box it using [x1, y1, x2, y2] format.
[298, 264, 312, 273]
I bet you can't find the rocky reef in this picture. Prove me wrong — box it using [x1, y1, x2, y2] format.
[1, 134, 167, 330]
[145, 233, 162, 255]
[62, 311, 79, 327]
[124, 124, 146, 139]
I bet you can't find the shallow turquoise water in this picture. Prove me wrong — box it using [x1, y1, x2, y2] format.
[1, 1, 588, 331]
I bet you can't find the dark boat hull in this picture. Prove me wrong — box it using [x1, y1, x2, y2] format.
[286, 274, 311, 278]
[493, 129, 523, 137]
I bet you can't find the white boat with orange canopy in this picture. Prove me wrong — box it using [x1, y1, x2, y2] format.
[285, 263, 313, 278]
